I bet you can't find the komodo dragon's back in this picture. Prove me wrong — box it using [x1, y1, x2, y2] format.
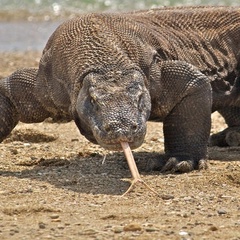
[39, 6, 240, 105]
[131, 6, 240, 82]
[1, 6, 240, 173]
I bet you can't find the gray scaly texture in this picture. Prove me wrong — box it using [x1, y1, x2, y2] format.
[1, 6, 240, 173]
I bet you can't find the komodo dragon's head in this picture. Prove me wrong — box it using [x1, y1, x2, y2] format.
[75, 67, 151, 151]
[42, 14, 154, 151]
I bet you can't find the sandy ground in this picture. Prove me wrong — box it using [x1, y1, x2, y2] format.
[0, 52, 239, 240]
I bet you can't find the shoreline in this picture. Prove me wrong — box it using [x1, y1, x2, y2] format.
[0, 9, 81, 22]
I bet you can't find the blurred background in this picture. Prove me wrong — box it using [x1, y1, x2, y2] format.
[0, 0, 238, 51]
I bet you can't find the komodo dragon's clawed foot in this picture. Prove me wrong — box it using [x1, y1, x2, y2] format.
[160, 157, 208, 173]
[141, 156, 207, 173]
[209, 127, 240, 147]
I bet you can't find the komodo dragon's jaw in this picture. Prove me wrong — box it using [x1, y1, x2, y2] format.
[75, 69, 151, 151]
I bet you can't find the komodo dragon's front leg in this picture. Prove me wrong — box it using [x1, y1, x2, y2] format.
[0, 68, 53, 142]
[149, 61, 212, 172]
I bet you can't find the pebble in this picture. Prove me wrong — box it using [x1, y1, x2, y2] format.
[113, 226, 123, 233]
[10, 149, 18, 155]
[161, 194, 174, 200]
[218, 209, 227, 215]
[57, 224, 65, 230]
[23, 143, 31, 147]
[183, 196, 192, 201]
[123, 223, 142, 232]
[50, 214, 60, 219]
[71, 138, 79, 142]
[79, 229, 97, 235]
[179, 230, 188, 236]
[145, 227, 159, 232]
[219, 195, 233, 199]
[209, 226, 218, 231]
[39, 222, 46, 229]
[51, 219, 61, 222]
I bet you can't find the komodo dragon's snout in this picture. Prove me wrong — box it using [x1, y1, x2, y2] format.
[75, 68, 151, 151]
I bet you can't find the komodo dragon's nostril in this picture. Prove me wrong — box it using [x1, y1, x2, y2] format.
[132, 123, 138, 132]
[104, 124, 111, 132]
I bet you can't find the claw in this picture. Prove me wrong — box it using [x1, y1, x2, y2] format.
[175, 160, 193, 173]
[198, 159, 208, 170]
[161, 157, 178, 172]
[161, 157, 206, 173]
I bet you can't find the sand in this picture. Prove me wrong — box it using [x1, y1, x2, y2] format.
[0, 51, 239, 240]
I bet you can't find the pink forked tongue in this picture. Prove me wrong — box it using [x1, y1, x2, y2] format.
[120, 142, 159, 197]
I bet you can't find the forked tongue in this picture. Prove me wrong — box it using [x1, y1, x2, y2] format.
[120, 142, 159, 196]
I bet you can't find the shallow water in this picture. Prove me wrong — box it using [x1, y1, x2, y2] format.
[0, 0, 238, 51]
[0, 0, 237, 14]
[0, 21, 61, 51]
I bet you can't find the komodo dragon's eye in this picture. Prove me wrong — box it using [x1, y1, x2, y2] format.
[89, 95, 100, 112]
[89, 90, 98, 107]
[89, 87, 97, 106]
[90, 97, 95, 106]
[138, 94, 144, 112]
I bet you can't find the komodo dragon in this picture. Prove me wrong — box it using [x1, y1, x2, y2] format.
[1, 6, 240, 173]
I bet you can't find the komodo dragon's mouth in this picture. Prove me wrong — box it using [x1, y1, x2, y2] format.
[96, 140, 143, 151]
[93, 126, 145, 151]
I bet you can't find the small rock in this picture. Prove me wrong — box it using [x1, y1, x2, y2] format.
[50, 214, 59, 219]
[183, 196, 192, 201]
[51, 219, 61, 222]
[23, 143, 31, 147]
[219, 195, 233, 199]
[57, 224, 65, 230]
[71, 138, 79, 142]
[123, 223, 142, 232]
[218, 209, 227, 215]
[209, 226, 218, 231]
[235, 220, 240, 226]
[161, 194, 174, 200]
[179, 230, 188, 236]
[10, 149, 18, 155]
[145, 227, 159, 232]
[113, 226, 123, 233]
[79, 229, 97, 235]
[39, 222, 46, 229]
[101, 214, 117, 220]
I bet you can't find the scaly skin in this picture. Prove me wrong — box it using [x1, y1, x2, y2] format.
[1, 6, 240, 173]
